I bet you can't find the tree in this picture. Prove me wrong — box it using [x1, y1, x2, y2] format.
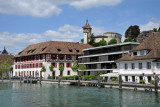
[79, 64, 86, 81]
[71, 61, 79, 80]
[125, 25, 140, 39]
[49, 65, 54, 72]
[40, 65, 46, 83]
[0, 58, 12, 81]
[81, 39, 84, 43]
[98, 38, 107, 46]
[158, 27, 160, 32]
[153, 28, 158, 32]
[108, 39, 117, 45]
[79, 64, 86, 73]
[49, 64, 54, 79]
[88, 33, 95, 46]
[59, 64, 64, 76]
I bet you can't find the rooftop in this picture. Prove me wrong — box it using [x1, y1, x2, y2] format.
[15, 41, 92, 57]
[117, 32, 160, 61]
[83, 42, 139, 51]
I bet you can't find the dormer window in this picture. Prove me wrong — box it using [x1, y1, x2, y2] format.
[41, 47, 46, 51]
[69, 49, 72, 52]
[76, 50, 79, 52]
[133, 52, 137, 56]
[57, 49, 61, 51]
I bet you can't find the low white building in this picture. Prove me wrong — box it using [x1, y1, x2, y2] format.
[116, 32, 160, 83]
[13, 41, 92, 79]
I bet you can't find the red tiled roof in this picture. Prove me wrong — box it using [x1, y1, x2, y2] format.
[15, 41, 92, 57]
[117, 32, 160, 61]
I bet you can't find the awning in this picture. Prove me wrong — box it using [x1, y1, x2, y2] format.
[100, 73, 119, 77]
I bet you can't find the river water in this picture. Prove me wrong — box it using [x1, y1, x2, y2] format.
[0, 82, 159, 107]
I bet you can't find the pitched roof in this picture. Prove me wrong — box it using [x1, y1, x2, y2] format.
[15, 41, 92, 57]
[82, 20, 92, 29]
[0, 54, 14, 65]
[117, 32, 160, 61]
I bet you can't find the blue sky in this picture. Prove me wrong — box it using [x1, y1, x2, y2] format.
[0, 0, 160, 54]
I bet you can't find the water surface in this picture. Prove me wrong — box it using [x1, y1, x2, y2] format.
[0, 82, 159, 107]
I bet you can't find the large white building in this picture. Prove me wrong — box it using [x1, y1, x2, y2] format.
[13, 41, 92, 79]
[116, 32, 160, 83]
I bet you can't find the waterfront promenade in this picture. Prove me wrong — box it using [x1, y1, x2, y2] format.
[1, 79, 159, 92]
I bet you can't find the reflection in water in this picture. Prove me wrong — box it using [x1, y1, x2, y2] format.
[0, 82, 160, 107]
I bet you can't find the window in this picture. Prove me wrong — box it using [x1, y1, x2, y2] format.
[67, 71, 70, 75]
[52, 63, 57, 68]
[125, 76, 128, 81]
[156, 63, 160, 69]
[36, 63, 38, 68]
[124, 64, 128, 70]
[131, 63, 135, 69]
[133, 52, 137, 56]
[40, 55, 43, 60]
[76, 50, 79, 52]
[139, 76, 143, 80]
[66, 63, 71, 68]
[59, 63, 64, 67]
[51, 54, 57, 59]
[139, 63, 142, 69]
[41, 47, 46, 51]
[57, 49, 61, 51]
[148, 76, 151, 82]
[39, 63, 42, 68]
[69, 49, 72, 52]
[66, 55, 72, 60]
[147, 62, 151, 69]
[59, 55, 64, 60]
[140, 50, 145, 56]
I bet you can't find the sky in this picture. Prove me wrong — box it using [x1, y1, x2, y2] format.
[0, 0, 160, 55]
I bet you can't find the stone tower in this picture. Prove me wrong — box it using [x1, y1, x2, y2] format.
[82, 20, 92, 44]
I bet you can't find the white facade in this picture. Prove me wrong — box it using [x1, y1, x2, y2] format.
[117, 59, 160, 83]
[13, 54, 78, 79]
[84, 33, 88, 44]
[94, 32, 121, 44]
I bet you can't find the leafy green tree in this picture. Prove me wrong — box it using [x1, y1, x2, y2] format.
[98, 38, 107, 46]
[153, 28, 158, 32]
[79, 64, 86, 73]
[123, 37, 135, 42]
[158, 27, 160, 32]
[79, 64, 86, 81]
[59, 64, 64, 76]
[125, 25, 140, 39]
[81, 39, 84, 43]
[108, 39, 117, 45]
[71, 61, 79, 80]
[41, 65, 46, 72]
[40, 65, 46, 83]
[88, 33, 95, 46]
[0, 58, 12, 81]
[49, 65, 54, 72]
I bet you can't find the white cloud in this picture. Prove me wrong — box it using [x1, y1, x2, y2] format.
[0, 0, 123, 17]
[0, 24, 108, 54]
[70, 0, 123, 10]
[140, 21, 160, 32]
[92, 26, 107, 35]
